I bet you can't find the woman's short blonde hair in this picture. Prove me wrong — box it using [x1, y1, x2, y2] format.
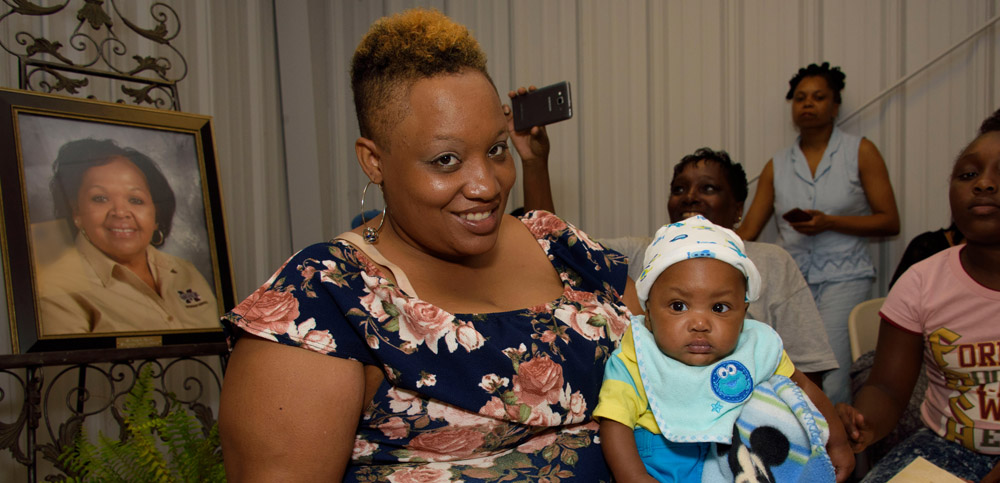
[351, 8, 490, 146]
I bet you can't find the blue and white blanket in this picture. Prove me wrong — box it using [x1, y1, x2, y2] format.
[702, 375, 836, 482]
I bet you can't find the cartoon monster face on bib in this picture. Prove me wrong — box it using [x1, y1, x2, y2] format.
[711, 361, 753, 403]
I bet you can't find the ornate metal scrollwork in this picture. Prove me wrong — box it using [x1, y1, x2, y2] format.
[0, 3, 211, 481]
[0, 353, 224, 482]
[0, 370, 36, 468]
[1, 0, 188, 110]
[41, 358, 222, 480]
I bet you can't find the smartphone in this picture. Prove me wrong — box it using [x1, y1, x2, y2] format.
[512, 81, 573, 131]
[782, 208, 813, 223]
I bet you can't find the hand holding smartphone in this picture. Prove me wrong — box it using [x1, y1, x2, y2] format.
[511, 81, 573, 131]
[782, 208, 813, 223]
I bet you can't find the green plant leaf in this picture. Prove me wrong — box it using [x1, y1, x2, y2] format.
[59, 365, 225, 482]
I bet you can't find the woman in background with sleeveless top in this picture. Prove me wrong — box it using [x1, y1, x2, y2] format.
[738, 63, 900, 405]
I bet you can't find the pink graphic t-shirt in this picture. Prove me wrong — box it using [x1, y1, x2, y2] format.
[881, 245, 1000, 453]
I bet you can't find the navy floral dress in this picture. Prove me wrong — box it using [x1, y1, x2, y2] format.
[224, 211, 631, 482]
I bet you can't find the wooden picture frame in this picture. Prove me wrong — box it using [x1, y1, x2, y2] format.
[0, 88, 234, 353]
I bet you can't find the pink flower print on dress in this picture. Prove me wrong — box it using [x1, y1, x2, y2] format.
[378, 416, 409, 440]
[386, 465, 453, 483]
[566, 420, 600, 434]
[520, 403, 560, 426]
[515, 430, 559, 453]
[233, 287, 300, 337]
[359, 291, 390, 323]
[355, 251, 385, 278]
[564, 288, 598, 305]
[394, 296, 456, 354]
[502, 344, 527, 361]
[451, 321, 485, 352]
[417, 371, 436, 388]
[358, 272, 400, 324]
[538, 330, 558, 343]
[522, 211, 568, 239]
[478, 396, 509, 419]
[478, 374, 509, 393]
[536, 238, 552, 256]
[553, 304, 604, 341]
[287, 317, 337, 353]
[408, 427, 486, 461]
[569, 224, 605, 251]
[299, 264, 316, 281]
[352, 437, 379, 459]
[318, 259, 347, 288]
[387, 387, 423, 416]
[512, 353, 564, 407]
[560, 383, 587, 425]
[602, 302, 629, 341]
[528, 301, 554, 314]
[427, 400, 497, 428]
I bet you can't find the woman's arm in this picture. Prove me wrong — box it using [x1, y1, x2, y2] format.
[220, 336, 366, 482]
[736, 160, 776, 241]
[790, 369, 854, 482]
[599, 419, 658, 483]
[790, 139, 900, 237]
[506, 87, 556, 213]
[623, 277, 644, 316]
[836, 320, 924, 453]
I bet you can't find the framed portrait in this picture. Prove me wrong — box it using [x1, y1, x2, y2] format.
[0, 88, 234, 353]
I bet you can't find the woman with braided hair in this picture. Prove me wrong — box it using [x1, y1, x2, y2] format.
[738, 62, 900, 406]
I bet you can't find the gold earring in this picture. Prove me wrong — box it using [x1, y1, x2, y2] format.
[151, 229, 165, 247]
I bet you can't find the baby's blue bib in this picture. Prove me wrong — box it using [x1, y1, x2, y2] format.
[631, 315, 783, 443]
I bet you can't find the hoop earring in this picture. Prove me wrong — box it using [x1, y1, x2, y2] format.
[360, 181, 386, 244]
[151, 229, 165, 247]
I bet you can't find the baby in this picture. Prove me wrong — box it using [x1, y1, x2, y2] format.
[594, 216, 851, 482]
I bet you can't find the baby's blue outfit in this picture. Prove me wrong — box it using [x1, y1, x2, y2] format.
[631, 316, 783, 481]
[632, 317, 784, 443]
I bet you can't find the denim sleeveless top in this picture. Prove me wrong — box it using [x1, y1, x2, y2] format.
[772, 127, 875, 284]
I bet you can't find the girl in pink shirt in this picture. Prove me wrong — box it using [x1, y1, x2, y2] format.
[838, 108, 1000, 482]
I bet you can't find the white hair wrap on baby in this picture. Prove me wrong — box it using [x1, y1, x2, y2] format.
[635, 215, 761, 309]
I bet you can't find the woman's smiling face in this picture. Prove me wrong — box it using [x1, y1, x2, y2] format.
[375, 70, 515, 260]
[668, 160, 743, 228]
[73, 156, 157, 265]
